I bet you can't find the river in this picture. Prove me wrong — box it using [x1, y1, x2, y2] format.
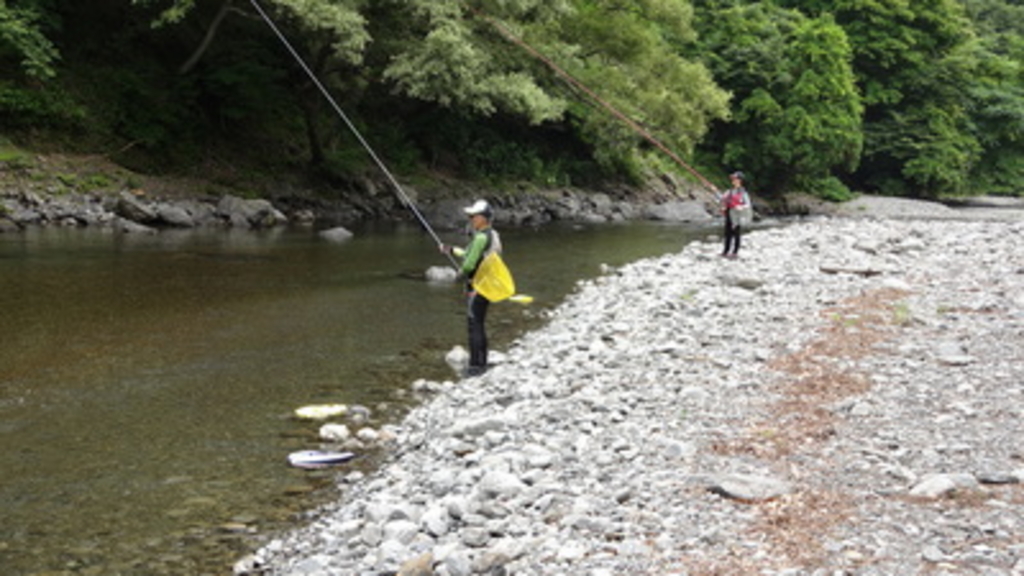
[0, 220, 714, 574]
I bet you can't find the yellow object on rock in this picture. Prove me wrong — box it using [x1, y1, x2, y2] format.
[472, 252, 516, 302]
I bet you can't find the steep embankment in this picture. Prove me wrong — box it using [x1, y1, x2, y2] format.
[237, 208, 1024, 575]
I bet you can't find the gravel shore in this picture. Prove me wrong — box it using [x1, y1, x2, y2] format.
[238, 198, 1024, 575]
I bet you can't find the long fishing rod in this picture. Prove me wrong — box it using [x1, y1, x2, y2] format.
[469, 6, 723, 199]
[248, 0, 458, 268]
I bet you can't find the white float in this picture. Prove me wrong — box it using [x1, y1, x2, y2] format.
[287, 450, 356, 469]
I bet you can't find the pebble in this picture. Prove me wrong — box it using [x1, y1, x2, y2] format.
[239, 216, 1024, 575]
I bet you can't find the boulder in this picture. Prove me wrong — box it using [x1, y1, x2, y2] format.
[319, 226, 354, 243]
[116, 190, 157, 224]
[0, 217, 21, 233]
[156, 204, 196, 228]
[217, 195, 287, 228]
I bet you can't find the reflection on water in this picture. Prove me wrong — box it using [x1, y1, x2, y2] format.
[0, 221, 712, 574]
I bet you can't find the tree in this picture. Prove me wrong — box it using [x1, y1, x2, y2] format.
[129, 0, 728, 184]
[130, 0, 371, 168]
[0, 1, 82, 131]
[693, 3, 862, 198]
[772, 15, 863, 197]
[539, 0, 730, 178]
[377, 0, 568, 124]
[374, 0, 729, 180]
[960, 0, 1024, 195]
[790, 0, 979, 197]
[0, 0, 59, 79]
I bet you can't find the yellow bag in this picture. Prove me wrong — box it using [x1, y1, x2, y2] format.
[472, 252, 516, 302]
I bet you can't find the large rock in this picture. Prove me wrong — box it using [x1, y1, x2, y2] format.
[0, 217, 21, 233]
[217, 195, 287, 228]
[156, 204, 196, 228]
[423, 198, 472, 231]
[116, 191, 157, 224]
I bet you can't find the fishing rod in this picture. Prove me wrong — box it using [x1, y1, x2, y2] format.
[247, 0, 459, 268]
[468, 6, 724, 200]
[249, 0, 536, 304]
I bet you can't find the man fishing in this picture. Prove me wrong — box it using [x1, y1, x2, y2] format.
[440, 200, 503, 377]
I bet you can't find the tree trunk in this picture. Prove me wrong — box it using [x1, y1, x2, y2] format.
[178, 0, 235, 75]
[299, 44, 338, 168]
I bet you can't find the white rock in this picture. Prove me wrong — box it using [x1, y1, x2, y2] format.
[319, 226, 354, 243]
[356, 427, 380, 443]
[445, 346, 469, 373]
[319, 423, 351, 442]
[425, 265, 458, 283]
[708, 473, 792, 501]
[420, 505, 450, 537]
[909, 473, 979, 498]
[477, 470, 526, 499]
[382, 519, 420, 545]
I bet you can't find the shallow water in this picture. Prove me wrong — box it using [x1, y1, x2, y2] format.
[0, 220, 712, 574]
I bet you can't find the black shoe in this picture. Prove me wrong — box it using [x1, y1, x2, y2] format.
[464, 365, 487, 378]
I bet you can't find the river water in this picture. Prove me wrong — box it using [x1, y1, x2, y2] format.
[0, 220, 713, 574]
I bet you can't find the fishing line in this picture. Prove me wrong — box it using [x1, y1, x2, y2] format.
[248, 0, 458, 267]
[468, 6, 723, 198]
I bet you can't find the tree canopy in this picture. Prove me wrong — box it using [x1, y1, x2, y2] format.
[2, 0, 1022, 199]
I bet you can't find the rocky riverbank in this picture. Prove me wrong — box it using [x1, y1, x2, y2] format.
[0, 184, 719, 234]
[0, 152, 723, 232]
[4, 151, 1022, 233]
[233, 205, 1024, 575]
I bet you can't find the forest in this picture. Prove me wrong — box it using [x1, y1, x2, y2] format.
[1, 0, 1022, 201]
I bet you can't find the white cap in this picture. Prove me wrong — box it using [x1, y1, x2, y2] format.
[463, 199, 492, 218]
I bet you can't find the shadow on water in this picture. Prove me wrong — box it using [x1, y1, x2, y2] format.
[0, 220, 715, 574]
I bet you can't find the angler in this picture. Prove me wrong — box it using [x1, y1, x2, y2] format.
[251, 0, 531, 380]
[440, 200, 504, 377]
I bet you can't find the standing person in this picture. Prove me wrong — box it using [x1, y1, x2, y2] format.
[719, 171, 751, 259]
[440, 199, 502, 377]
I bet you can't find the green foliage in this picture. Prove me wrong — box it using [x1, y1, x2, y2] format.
[4, 0, 1023, 200]
[771, 15, 862, 196]
[400, 101, 606, 186]
[853, 43, 982, 197]
[547, 0, 729, 175]
[694, 5, 861, 198]
[805, 175, 854, 202]
[804, 0, 979, 197]
[0, 82, 85, 128]
[960, 0, 1024, 195]
[378, 0, 568, 124]
[376, 0, 727, 179]
[131, 0, 195, 26]
[0, 1, 59, 79]
[274, 0, 370, 65]
[0, 137, 32, 168]
[48, 171, 116, 193]
[383, 18, 566, 122]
